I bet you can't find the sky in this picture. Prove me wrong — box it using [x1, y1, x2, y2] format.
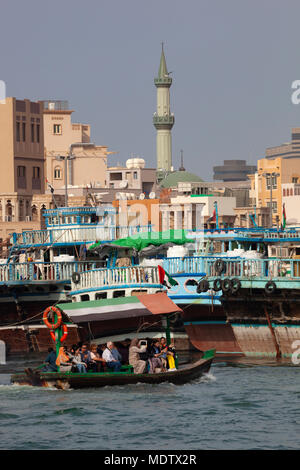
[2, 0, 300, 180]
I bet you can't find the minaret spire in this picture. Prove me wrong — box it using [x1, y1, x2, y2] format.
[179, 149, 185, 171]
[153, 44, 174, 174]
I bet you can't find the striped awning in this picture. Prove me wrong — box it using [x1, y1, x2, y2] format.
[57, 292, 182, 324]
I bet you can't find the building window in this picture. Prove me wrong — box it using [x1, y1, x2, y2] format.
[31, 123, 35, 142]
[267, 201, 278, 213]
[17, 166, 26, 177]
[133, 171, 138, 180]
[17, 166, 26, 189]
[292, 177, 298, 183]
[266, 175, 277, 190]
[54, 166, 62, 179]
[36, 124, 40, 143]
[283, 189, 286, 196]
[53, 124, 62, 135]
[22, 122, 26, 142]
[16, 122, 20, 142]
[33, 167, 40, 178]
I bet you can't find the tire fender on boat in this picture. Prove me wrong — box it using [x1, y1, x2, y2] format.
[214, 259, 225, 275]
[231, 278, 241, 294]
[72, 272, 81, 284]
[221, 278, 232, 293]
[265, 281, 276, 295]
[213, 278, 222, 292]
[197, 279, 209, 293]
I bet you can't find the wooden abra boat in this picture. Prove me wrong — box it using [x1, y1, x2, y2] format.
[11, 349, 215, 390]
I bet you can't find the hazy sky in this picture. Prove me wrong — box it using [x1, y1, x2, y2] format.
[2, 0, 300, 180]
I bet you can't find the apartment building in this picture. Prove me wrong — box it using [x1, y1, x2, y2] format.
[0, 97, 46, 242]
[42, 100, 108, 191]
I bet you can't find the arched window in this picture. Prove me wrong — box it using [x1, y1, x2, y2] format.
[283, 189, 286, 196]
[287, 189, 290, 196]
[291, 189, 293, 196]
[54, 166, 62, 179]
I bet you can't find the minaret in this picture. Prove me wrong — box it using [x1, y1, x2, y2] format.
[153, 44, 174, 173]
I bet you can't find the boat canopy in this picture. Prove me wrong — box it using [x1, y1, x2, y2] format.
[89, 229, 191, 256]
[57, 292, 183, 324]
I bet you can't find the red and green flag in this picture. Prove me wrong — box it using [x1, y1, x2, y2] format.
[158, 265, 178, 288]
[282, 203, 286, 230]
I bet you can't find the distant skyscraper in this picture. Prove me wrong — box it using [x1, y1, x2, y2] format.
[153, 44, 174, 172]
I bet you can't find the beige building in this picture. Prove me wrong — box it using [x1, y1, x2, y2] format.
[0, 97, 49, 244]
[249, 155, 300, 225]
[282, 182, 300, 225]
[42, 100, 108, 191]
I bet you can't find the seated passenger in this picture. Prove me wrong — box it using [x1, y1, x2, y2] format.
[159, 337, 168, 368]
[56, 346, 72, 372]
[148, 339, 164, 373]
[129, 338, 147, 374]
[102, 342, 122, 372]
[80, 343, 93, 371]
[117, 339, 131, 364]
[166, 341, 177, 371]
[90, 344, 106, 372]
[111, 343, 122, 363]
[42, 347, 57, 372]
[72, 347, 87, 373]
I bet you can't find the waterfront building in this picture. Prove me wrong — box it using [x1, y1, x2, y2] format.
[248, 155, 300, 225]
[282, 182, 300, 225]
[0, 97, 48, 242]
[107, 158, 157, 196]
[153, 45, 174, 175]
[42, 100, 108, 191]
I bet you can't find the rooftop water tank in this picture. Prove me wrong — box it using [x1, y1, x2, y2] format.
[126, 158, 145, 169]
[167, 246, 189, 258]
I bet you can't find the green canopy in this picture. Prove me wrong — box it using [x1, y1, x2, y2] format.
[89, 229, 191, 255]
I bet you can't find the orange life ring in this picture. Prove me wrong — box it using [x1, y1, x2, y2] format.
[60, 324, 68, 343]
[43, 306, 62, 330]
[50, 330, 56, 342]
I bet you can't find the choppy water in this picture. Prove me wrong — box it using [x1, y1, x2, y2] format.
[0, 354, 299, 450]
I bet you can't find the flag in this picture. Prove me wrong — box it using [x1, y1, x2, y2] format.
[207, 208, 216, 224]
[45, 178, 54, 194]
[282, 203, 286, 230]
[158, 265, 178, 288]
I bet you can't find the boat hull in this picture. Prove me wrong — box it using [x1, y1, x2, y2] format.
[11, 351, 215, 389]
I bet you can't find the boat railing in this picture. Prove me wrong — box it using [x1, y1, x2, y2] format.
[0, 261, 104, 283]
[72, 266, 161, 291]
[163, 255, 300, 280]
[12, 225, 152, 247]
[202, 257, 300, 279]
[163, 256, 205, 275]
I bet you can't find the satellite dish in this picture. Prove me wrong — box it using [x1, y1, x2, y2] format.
[149, 192, 156, 199]
[119, 180, 128, 189]
[139, 193, 145, 200]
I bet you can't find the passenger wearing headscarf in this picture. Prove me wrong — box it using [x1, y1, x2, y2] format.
[129, 338, 147, 374]
[56, 346, 72, 372]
